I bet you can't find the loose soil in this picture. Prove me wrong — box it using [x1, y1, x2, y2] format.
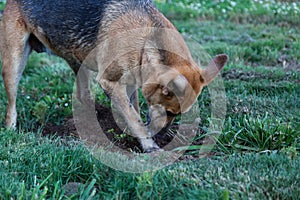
[42, 103, 206, 153]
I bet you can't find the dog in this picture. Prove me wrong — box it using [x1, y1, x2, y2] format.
[0, 0, 227, 152]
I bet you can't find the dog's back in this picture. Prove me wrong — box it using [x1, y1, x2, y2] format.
[12, 0, 160, 60]
[16, 0, 109, 52]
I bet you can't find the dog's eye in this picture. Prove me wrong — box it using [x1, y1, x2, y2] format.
[166, 91, 175, 97]
[162, 86, 174, 97]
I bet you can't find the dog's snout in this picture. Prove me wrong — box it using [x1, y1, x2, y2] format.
[145, 111, 151, 126]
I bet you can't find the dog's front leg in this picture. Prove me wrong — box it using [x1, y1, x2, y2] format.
[100, 79, 160, 152]
[75, 66, 93, 105]
[67, 60, 94, 106]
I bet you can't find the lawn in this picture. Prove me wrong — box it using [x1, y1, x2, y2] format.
[0, 0, 299, 199]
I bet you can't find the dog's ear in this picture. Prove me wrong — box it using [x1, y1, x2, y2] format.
[202, 54, 228, 85]
[163, 75, 188, 97]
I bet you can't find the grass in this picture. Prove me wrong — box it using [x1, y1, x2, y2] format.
[0, 0, 300, 198]
[157, 0, 300, 27]
[0, 130, 299, 199]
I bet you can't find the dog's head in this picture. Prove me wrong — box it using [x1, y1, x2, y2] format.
[142, 54, 228, 135]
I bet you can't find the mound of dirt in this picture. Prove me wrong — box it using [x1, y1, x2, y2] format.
[42, 103, 205, 153]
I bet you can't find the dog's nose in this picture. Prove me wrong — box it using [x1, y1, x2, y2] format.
[145, 112, 151, 126]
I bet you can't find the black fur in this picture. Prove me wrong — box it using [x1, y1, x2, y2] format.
[16, 0, 155, 57]
[17, 0, 110, 51]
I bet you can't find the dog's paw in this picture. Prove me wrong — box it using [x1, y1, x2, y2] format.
[144, 146, 163, 153]
[140, 138, 161, 153]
